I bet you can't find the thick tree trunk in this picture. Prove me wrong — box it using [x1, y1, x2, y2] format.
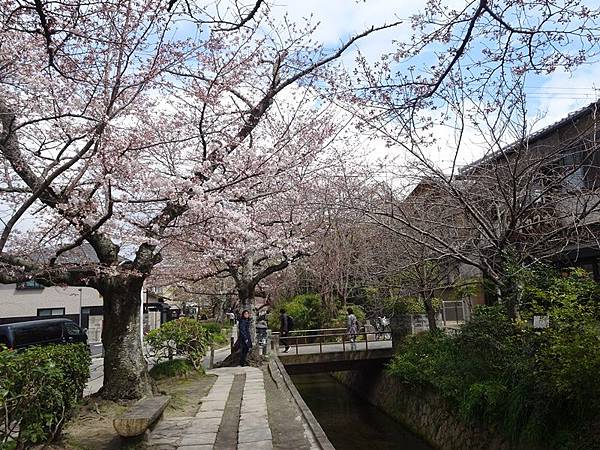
[238, 283, 257, 342]
[498, 281, 521, 320]
[98, 276, 153, 400]
[217, 283, 265, 367]
[422, 294, 438, 331]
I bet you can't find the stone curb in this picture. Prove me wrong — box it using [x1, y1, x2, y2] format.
[269, 357, 335, 450]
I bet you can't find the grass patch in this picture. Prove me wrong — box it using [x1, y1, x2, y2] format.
[149, 359, 199, 380]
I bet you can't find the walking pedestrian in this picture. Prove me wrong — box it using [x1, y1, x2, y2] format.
[347, 307, 358, 351]
[279, 308, 291, 353]
[239, 309, 252, 366]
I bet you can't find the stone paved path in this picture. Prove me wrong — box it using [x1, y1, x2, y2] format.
[147, 367, 276, 450]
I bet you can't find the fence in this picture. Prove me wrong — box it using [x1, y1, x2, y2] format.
[274, 328, 392, 355]
[409, 300, 471, 333]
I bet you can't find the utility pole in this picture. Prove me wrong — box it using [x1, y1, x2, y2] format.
[78, 288, 83, 327]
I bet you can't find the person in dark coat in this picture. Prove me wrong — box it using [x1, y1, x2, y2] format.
[239, 309, 252, 366]
[279, 308, 291, 353]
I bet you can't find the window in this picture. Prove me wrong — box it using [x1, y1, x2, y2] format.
[559, 133, 600, 190]
[37, 308, 65, 317]
[63, 322, 81, 336]
[16, 280, 44, 290]
[14, 323, 62, 344]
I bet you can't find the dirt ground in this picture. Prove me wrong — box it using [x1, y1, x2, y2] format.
[48, 372, 216, 450]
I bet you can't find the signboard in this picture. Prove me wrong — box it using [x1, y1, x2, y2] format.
[533, 315, 550, 329]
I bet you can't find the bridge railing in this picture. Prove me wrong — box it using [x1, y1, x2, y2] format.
[274, 328, 392, 355]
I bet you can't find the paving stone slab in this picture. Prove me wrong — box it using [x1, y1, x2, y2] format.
[237, 439, 274, 450]
[149, 444, 179, 450]
[194, 410, 223, 419]
[177, 445, 214, 450]
[238, 427, 272, 443]
[241, 404, 267, 413]
[189, 417, 221, 427]
[150, 431, 185, 439]
[239, 412, 268, 420]
[185, 423, 220, 434]
[199, 400, 227, 411]
[179, 432, 218, 446]
[239, 421, 270, 432]
[147, 437, 181, 446]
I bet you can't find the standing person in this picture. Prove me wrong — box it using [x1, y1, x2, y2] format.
[279, 308, 291, 353]
[347, 307, 358, 351]
[239, 310, 252, 366]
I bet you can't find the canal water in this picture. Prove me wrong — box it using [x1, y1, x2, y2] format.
[291, 373, 434, 450]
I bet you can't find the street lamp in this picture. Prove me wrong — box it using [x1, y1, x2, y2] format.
[78, 288, 83, 327]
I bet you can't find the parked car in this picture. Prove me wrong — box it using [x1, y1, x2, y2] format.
[0, 318, 87, 350]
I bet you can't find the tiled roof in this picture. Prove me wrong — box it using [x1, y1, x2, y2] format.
[460, 99, 600, 175]
[29, 242, 100, 264]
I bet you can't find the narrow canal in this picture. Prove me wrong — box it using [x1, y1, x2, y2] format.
[291, 373, 434, 450]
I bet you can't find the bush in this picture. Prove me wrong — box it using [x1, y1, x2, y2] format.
[330, 304, 366, 329]
[0, 343, 91, 448]
[272, 294, 368, 332]
[145, 318, 212, 370]
[201, 322, 228, 345]
[200, 322, 222, 334]
[149, 359, 197, 380]
[388, 266, 600, 449]
[382, 296, 442, 316]
[270, 294, 326, 331]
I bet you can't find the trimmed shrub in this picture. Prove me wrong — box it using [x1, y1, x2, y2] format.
[0, 343, 91, 448]
[145, 318, 212, 370]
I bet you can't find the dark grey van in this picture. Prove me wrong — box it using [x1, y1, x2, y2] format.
[0, 318, 87, 350]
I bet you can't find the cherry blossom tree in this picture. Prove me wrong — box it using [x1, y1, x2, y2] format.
[334, 0, 600, 319]
[0, 0, 401, 398]
[364, 95, 600, 319]
[155, 123, 347, 336]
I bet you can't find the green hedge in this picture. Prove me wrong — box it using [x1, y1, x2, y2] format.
[388, 266, 600, 449]
[0, 343, 91, 448]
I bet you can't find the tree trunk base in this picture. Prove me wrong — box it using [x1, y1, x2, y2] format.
[98, 376, 156, 401]
[216, 348, 266, 368]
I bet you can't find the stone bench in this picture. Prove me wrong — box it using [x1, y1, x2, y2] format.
[113, 395, 171, 438]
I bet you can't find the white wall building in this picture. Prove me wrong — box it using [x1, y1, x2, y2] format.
[0, 282, 104, 342]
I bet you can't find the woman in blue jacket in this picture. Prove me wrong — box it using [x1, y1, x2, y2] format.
[239, 309, 252, 366]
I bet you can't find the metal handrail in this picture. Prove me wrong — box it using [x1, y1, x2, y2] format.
[277, 328, 392, 356]
[289, 327, 346, 334]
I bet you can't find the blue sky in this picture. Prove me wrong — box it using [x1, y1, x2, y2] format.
[271, 0, 600, 167]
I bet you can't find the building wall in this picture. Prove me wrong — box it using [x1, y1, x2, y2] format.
[0, 284, 102, 317]
[0, 284, 104, 342]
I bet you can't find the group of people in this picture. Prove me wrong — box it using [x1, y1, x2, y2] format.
[236, 307, 362, 366]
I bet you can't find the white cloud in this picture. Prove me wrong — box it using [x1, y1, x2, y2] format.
[527, 66, 600, 130]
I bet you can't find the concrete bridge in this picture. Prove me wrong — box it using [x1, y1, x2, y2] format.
[274, 328, 394, 374]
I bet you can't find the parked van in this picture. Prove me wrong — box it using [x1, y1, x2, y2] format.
[0, 318, 87, 350]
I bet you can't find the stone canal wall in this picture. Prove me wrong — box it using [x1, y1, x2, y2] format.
[332, 365, 521, 450]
